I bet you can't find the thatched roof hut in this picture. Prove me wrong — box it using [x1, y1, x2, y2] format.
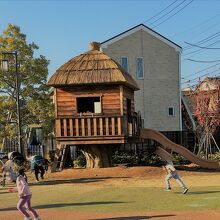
[48, 42, 139, 90]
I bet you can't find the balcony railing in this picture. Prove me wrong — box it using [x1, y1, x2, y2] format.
[55, 114, 141, 140]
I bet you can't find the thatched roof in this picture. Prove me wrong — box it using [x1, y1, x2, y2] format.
[48, 42, 139, 90]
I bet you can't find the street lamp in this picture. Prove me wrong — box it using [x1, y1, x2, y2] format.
[1, 51, 23, 156]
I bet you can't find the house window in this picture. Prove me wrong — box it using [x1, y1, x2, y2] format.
[168, 107, 175, 117]
[120, 57, 128, 72]
[77, 97, 101, 114]
[136, 57, 144, 79]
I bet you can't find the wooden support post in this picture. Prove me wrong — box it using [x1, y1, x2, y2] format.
[69, 119, 73, 136]
[111, 117, 115, 135]
[99, 118, 103, 136]
[59, 145, 68, 170]
[93, 118, 97, 136]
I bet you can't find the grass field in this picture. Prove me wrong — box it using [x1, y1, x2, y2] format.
[0, 166, 220, 219]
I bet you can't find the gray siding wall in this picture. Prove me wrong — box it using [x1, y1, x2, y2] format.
[102, 29, 181, 131]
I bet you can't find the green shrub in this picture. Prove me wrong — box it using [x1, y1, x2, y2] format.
[140, 154, 163, 166]
[73, 154, 86, 168]
[210, 152, 220, 161]
[112, 151, 139, 166]
[112, 149, 163, 166]
[172, 154, 190, 165]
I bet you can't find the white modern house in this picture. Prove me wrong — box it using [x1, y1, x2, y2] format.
[101, 24, 182, 131]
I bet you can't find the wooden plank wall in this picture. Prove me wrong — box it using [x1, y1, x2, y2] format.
[56, 86, 121, 117]
[123, 86, 135, 115]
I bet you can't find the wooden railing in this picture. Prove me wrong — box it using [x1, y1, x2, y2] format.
[56, 115, 141, 138]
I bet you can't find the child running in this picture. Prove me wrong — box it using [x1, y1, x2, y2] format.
[163, 161, 188, 194]
[8, 168, 41, 220]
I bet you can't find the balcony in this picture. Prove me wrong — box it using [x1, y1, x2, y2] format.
[55, 114, 141, 145]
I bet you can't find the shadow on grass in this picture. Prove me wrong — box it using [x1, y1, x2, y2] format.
[90, 215, 175, 220]
[175, 165, 220, 173]
[187, 190, 220, 195]
[29, 176, 130, 186]
[0, 191, 9, 195]
[0, 201, 128, 212]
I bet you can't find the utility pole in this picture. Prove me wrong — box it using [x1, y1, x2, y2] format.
[1, 51, 23, 155]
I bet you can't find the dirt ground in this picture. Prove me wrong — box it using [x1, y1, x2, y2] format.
[1, 165, 220, 220]
[44, 164, 220, 187]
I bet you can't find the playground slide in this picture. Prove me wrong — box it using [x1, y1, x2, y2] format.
[140, 128, 220, 170]
[154, 146, 173, 163]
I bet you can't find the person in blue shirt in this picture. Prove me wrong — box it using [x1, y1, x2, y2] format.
[30, 156, 45, 182]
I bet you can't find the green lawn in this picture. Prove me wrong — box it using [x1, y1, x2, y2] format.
[1, 182, 220, 213]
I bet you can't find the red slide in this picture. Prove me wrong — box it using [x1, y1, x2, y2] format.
[140, 128, 220, 170]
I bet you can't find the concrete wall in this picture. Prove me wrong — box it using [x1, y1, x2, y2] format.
[102, 29, 181, 131]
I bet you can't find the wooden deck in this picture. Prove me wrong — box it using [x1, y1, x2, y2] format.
[55, 115, 140, 145]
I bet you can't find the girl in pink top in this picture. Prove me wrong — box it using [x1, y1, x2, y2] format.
[9, 168, 41, 220]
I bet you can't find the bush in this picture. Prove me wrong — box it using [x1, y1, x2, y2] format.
[112, 151, 139, 166]
[210, 152, 220, 161]
[140, 154, 163, 166]
[196, 151, 220, 161]
[172, 154, 190, 165]
[112, 150, 163, 166]
[73, 154, 86, 168]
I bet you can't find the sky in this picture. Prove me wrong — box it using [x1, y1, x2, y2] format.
[0, 0, 220, 89]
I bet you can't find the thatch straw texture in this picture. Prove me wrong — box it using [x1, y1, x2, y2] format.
[48, 44, 139, 90]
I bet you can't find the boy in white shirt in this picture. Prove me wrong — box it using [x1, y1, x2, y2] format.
[2, 159, 16, 182]
[163, 161, 188, 194]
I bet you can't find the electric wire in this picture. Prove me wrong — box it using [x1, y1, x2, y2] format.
[186, 59, 220, 63]
[182, 62, 220, 79]
[152, 0, 194, 28]
[182, 69, 220, 84]
[184, 42, 220, 49]
[183, 39, 220, 57]
[183, 31, 220, 50]
[143, 0, 179, 24]
[148, 0, 187, 26]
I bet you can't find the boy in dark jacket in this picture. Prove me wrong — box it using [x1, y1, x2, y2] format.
[31, 156, 45, 182]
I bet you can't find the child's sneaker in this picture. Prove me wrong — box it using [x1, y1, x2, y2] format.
[183, 188, 188, 194]
[165, 188, 171, 192]
[34, 217, 41, 220]
[24, 217, 31, 220]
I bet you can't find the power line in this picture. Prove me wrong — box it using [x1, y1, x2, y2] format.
[143, 0, 179, 24]
[183, 39, 220, 57]
[148, 0, 187, 26]
[181, 73, 220, 90]
[182, 69, 220, 84]
[185, 58, 220, 63]
[152, 0, 194, 28]
[185, 41, 220, 49]
[183, 31, 220, 50]
[174, 13, 220, 38]
[182, 62, 220, 79]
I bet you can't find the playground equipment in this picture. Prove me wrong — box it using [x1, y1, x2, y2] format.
[48, 41, 220, 170]
[48, 42, 140, 168]
[140, 128, 220, 169]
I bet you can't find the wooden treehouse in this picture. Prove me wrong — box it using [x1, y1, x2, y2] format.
[48, 42, 141, 168]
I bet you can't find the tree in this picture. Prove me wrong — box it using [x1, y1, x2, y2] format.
[192, 78, 220, 158]
[0, 24, 54, 150]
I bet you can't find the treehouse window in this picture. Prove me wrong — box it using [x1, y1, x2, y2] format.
[77, 97, 101, 114]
